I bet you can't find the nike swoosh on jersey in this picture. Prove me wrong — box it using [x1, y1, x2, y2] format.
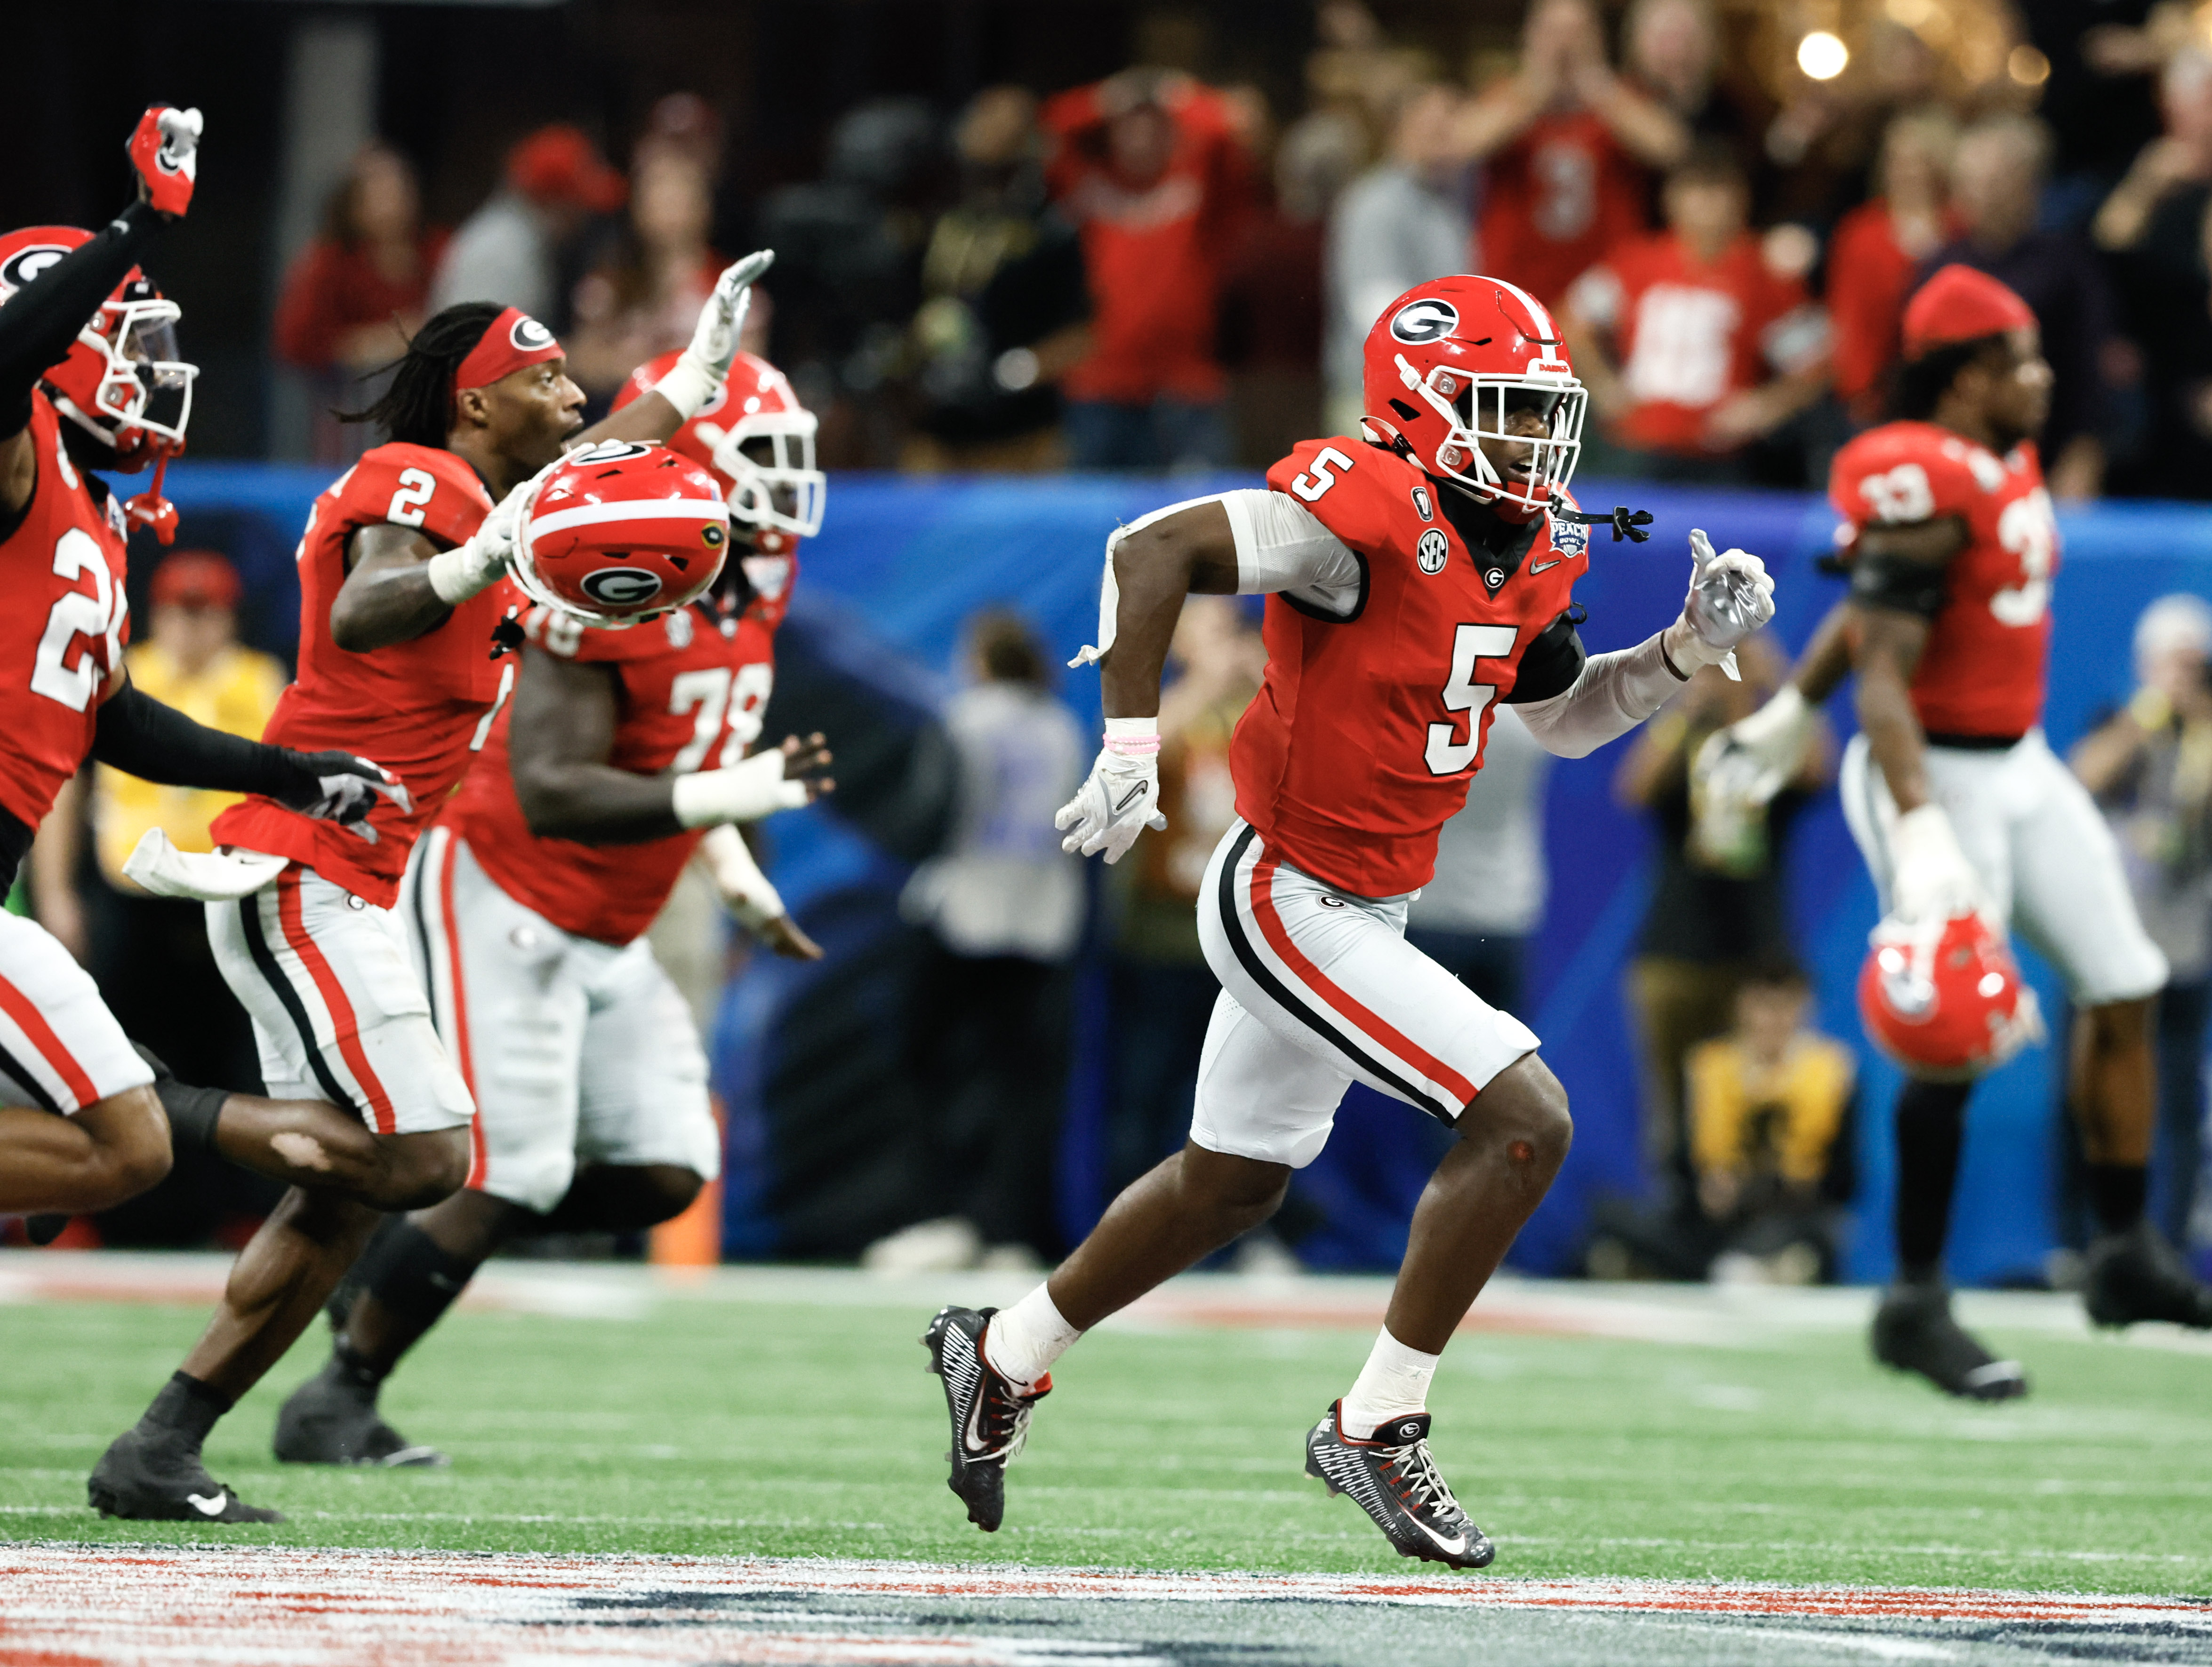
[187, 1492, 229, 1517]
[1530, 559, 1562, 573]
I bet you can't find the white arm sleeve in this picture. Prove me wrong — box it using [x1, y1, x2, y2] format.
[1512, 632, 1686, 759]
[1069, 489, 1364, 668]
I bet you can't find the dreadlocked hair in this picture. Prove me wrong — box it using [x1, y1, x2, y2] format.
[1889, 333, 2010, 423]
[337, 302, 505, 447]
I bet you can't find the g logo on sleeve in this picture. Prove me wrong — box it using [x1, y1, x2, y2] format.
[1390, 298, 1460, 344]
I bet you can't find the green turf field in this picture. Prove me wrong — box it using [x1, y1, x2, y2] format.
[3, 1263, 2209, 1597]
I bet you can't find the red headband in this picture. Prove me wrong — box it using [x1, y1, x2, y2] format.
[1902, 265, 2037, 360]
[454, 308, 564, 391]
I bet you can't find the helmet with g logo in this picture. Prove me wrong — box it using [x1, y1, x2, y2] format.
[1360, 274, 1585, 517]
[513, 441, 732, 627]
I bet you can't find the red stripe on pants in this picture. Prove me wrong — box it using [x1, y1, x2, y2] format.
[275, 869, 397, 1135]
[1246, 850, 1479, 1107]
[435, 836, 488, 1189]
[0, 973, 99, 1109]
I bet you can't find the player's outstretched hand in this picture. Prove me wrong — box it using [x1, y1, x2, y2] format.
[276, 751, 413, 841]
[1692, 685, 1816, 808]
[687, 251, 773, 381]
[1056, 735, 1168, 865]
[128, 106, 202, 218]
[670, 733, 833, 828]
[1665, 528, 1775, 679]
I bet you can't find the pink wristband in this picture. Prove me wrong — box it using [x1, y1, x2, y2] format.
[1104, 734, 1162, 757]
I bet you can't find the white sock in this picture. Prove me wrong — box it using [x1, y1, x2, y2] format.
[982, 1284, 1081, 1388]
[1337, 1326, 1441, 1439]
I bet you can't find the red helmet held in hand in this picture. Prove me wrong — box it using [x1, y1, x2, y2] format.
[513, 441, 731, 626]
[1360, 274, 1585, 517]
[1858, 910, 2044, 1082]
[0, 225, 195, 470]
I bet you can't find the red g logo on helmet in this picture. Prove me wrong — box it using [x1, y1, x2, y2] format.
[513, 441, 732, 627]
[0, 243, 72, 295]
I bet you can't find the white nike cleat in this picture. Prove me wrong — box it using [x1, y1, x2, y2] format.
[88, 1427, 281, 1523]
[1305, 1401, 1493, 1571]
[922, 1305, 1049, 1532]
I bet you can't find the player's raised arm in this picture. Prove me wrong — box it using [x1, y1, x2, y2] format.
[0, 106, 197, 516]
[583, 250, 774, 447]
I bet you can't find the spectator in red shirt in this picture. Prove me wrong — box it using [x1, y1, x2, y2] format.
[272, 144, 445, 462]
[1561, 144, 1831, 483]
[1043, 70, 1258, 471]
[1463, 0, 1690, 308]
[1826, 109, 1958, 426]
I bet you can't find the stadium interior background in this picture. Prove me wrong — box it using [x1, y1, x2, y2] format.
[6, 0, 2210, 1293]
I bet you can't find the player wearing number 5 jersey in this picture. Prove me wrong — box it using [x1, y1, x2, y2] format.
[1703, 266, 2204, 1404]
[0, 107, 397, 1235]
[91, 256, 788, 1524]
[271, 361, 832, 1468]
[924, 274, 1777, 1568]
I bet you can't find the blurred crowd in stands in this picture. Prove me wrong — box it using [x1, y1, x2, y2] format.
[271, 0, 2212, 498]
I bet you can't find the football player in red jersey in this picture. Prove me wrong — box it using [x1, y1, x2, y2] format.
[923, 274, 1778, 1567]
[0, 108, 398, 1229]
[1703, 265, 2204, 1400]
[88, 253, 810, 1523]
[268, 361, 830, 1467]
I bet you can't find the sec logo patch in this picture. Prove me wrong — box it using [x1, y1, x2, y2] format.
[1416, 528, 1450, 574]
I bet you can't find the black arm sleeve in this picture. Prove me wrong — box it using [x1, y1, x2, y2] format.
[0, 201, 165, 439]
[1502, 610, 1588, 704]
[1848, 550, 1950, 618]
[91, 678, 311, 797]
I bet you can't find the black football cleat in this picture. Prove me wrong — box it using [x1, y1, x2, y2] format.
[922, 1305, 1049, 1532]
[273, 1355, 447, 1468]
[87, 1427, 281, 1523]
[2085, 1220, 2212, 1329]
[1872, 1282, 2027, 1401]
[1305, 1401, 1494, 1571]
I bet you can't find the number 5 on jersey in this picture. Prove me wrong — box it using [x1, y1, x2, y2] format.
[1426, 624, 1518, 775]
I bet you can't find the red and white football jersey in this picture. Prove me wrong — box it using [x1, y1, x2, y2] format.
[0, 392, 132, 830]
[1232, 438, 1591, 897]
[1477, 110, 1651, 308]
[438, 599, 778, 946]
[1829, 420, 2056, 740]
[212, 443, 518, 908]
[1565, 231, 1827, 455]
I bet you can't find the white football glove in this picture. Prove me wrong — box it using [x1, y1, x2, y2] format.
[1889, 803, 1998, 927]
[1664, 528, 1775, 680]
[699, 823, 787, 930]
[670, 735, 827, 828]
[656, 250, 775, 419]
[425, 471, 542, 606]
[1693, 684, 1817, 808]
[1056, 723, 1167, 864]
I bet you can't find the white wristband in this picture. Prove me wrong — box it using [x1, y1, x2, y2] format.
[426, 543, 493, 606]
[670, 749, 809, 828]
[653, 356, 719, 423]
[700, 823, 785, 928]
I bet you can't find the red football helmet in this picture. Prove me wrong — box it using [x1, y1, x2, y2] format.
[1360, 274, 1584, 517]
[0, 226, 194, 470]
[1858, 911, 2044, 1082]
[613, 350, 818, 629]
[513, 441, 732, 626]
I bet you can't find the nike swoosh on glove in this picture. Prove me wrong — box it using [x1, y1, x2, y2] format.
[274, 753, 414, 842]
[1055, 749, 1167, 864]
[128, 106, 202, 217]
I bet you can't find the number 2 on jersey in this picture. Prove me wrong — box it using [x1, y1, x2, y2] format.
[1426, 624, 1518, 775]
[31, 528, 122, 712]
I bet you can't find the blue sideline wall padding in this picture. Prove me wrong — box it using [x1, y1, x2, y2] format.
[156, 463, 2212, 1283]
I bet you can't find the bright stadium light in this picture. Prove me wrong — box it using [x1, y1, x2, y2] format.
[2008, 44, 2052, 86]
[1797, 30, 1850, 79]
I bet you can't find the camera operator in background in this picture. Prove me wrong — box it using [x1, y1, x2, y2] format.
[2073, 595, 2212, 1248]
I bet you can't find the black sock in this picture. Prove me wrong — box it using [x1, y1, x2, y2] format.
[349, 1221, 478, 1367]
[1894, 1079, 1973, 1284]
[330, 1337, 387, 1396]
[133, 1047, 227, 1153]
[2085, 1164, 2149, 1236]
[140, 1371, 232, 1449]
